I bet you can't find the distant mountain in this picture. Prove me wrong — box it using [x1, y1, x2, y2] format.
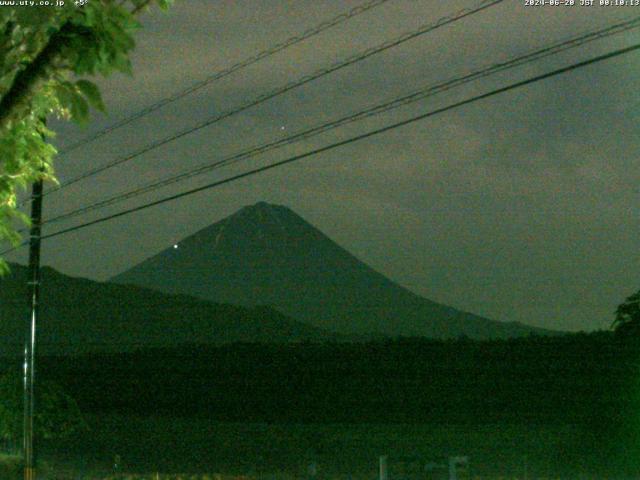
[112, 202, 556, 339]
[0, 263, 339, 356]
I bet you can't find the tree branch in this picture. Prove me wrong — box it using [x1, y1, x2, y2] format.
[0, 22, 75, 133]
[0, 1, 144, 134]
[131, 0, 153, 15]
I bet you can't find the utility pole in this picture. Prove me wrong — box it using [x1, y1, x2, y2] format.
[23, 176, 43, 480]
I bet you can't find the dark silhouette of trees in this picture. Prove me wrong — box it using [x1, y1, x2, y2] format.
[0, 370, 87, 453]
[612, 289, 640, 340]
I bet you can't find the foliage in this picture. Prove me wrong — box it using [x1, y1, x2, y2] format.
[0, 454, 22, 480]
[613, 289, 640, 339]
[0, 369, 87, 448]
[0, 0, 173, 273]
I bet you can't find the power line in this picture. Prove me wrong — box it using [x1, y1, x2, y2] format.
[27, 42, 640, 246]
[56, 0, 393, 158]
[3, 40, 636, 257]
[16, 0, 395, 210]
[40, 14, 640, 228]
[40, 0, 504, 199]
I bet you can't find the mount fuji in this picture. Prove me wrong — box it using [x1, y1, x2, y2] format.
[111, 202, 554, 339]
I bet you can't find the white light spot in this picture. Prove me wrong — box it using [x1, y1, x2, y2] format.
[173, 244, 179, 249]
[280, 126, 285, 131]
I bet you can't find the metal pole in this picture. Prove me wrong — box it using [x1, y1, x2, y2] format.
[23, 177, 43, 480]
[379, 455, 388, 480]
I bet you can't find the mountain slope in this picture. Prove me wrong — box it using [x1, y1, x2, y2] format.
[112, 202, 555, 339]
[0, 263, 339, 356]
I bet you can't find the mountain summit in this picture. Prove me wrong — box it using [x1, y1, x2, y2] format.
[112, 202, 552, 339]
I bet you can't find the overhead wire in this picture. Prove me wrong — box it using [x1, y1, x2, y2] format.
[38, 0, 504, 199]
[15, 0, 394, 211]
[18, 42, 638, 249]
[55, 0, 394, 158]
[39, 14, 640, 228]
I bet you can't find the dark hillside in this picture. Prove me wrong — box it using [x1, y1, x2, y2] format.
[113, 202, 557, 339]
[0, 263, 339, 356]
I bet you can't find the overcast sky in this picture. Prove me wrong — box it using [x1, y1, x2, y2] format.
[6, 0, 640, 332]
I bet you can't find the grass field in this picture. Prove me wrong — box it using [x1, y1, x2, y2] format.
[36, 414, 636, 479]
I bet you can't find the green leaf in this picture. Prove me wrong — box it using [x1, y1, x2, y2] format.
[55, 82, 89, 124]
[0, 258, 9, 276]
[75, 79, 105, 112]
[158, 0, 175, 11]
[69, 93, 89, 125]
[53, 83, 74, 111]
[74, 47, 98, 75]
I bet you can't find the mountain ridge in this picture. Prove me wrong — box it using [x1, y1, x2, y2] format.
[112, 201, 557, 339]
[0, 262, 342, 356]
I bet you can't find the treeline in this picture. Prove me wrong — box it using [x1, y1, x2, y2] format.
[30, 331, 638, 428]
